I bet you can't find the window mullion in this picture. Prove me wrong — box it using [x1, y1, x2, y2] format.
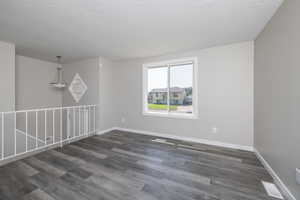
[167, 64, 170, 113]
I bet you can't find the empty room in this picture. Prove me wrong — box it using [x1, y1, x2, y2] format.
[0, 0, 299, 199]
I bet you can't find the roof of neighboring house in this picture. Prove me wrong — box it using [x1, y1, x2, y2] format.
[150, 87, 185, 93]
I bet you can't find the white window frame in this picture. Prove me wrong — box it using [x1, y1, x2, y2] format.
[143, 57, 198, 119]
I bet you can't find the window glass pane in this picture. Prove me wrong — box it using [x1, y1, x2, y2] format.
[169, 64, 193, 114]
[147, 67, 168, 113]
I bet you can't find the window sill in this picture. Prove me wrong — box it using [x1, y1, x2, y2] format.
[143, 111, 198, 120]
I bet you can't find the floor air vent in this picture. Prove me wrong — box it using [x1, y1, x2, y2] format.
[262, 181, 284, 199]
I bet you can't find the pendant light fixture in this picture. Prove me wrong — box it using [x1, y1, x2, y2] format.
[49, 56, 67, 89]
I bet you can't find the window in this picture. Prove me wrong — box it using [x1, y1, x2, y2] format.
[143, 57, 198, 119]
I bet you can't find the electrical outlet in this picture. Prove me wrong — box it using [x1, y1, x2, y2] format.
[296, 168, 300, 185]
[211, 127, 218, 134]
[121, 117, 126, 124]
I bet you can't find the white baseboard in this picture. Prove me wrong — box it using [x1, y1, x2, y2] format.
[97, 127, 115, 135]
[254, 148, 296, 200]
[112, 127, 253, 152]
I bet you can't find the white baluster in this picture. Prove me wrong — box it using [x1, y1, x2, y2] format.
[60, 108, 62, 147]
[36, 111, 38, 148]
[44, 110, 47, 145]
[67, 108, 70, 141]
[1, 113, 4, 159]
[14, 112, 16, 155]
[94, 106, 96, 134]
[26, 112, 28, 152]
[53, 110, 55, 144]
[79, 107, 81, 136]
[73, 107, 75, 138]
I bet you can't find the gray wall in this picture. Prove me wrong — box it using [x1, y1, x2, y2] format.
[62, 58, 99, 106]
[114, 42, 254, 147]
[62, 57, 117, 132]
[98, 57, 118, 131]
[0, 41, 15, 112]
[0, 41, 15, 157]
[254, 0, 300, 199]
[15, 55, 62, 110]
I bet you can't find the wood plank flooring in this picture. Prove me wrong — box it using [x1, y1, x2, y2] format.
[0, 130, 281, 200]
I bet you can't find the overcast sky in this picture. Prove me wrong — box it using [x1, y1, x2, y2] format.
[148, 64, 193, 92]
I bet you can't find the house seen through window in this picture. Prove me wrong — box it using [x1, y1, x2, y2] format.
[143, 58, 198, 118]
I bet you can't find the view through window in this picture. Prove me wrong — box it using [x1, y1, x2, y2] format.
[144, 58, 197, 118]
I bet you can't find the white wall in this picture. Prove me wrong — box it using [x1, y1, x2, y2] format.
[0, 41, 15, 112]
[114, 42, 254, 147]
[15, 55, 62, 110]
[254, 0, 300, 199]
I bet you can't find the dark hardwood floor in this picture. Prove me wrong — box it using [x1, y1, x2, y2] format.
[0, 130, 280, 200]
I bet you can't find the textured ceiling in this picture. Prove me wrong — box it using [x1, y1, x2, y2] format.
[0, 0, 283, 63]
